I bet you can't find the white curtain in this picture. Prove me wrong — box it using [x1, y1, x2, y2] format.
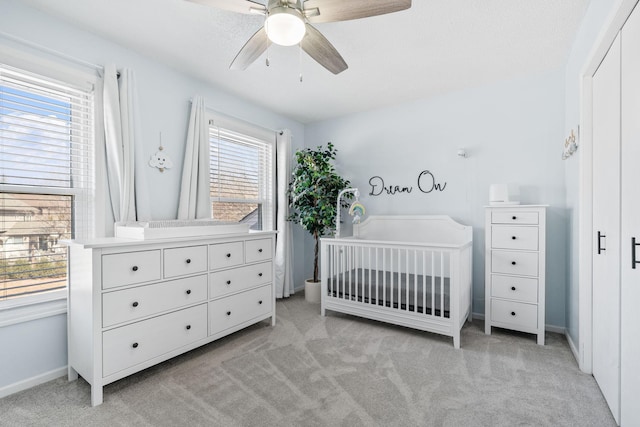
[177, 95, 211, 219]
[103, 64, 149, 223]
[275, 129, 294, 298]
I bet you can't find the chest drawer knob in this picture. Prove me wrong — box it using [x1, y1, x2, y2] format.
[258, 248, 263, 253]
[226, 280, 231, 285]
[186, 289, 191, 295]
[132, 266, 139, 272]
[511, 261, 516, 265]
[132, 301, 139, 307]
[132, 342, 139, 349]
[186, 325, 191, 330]
[511, 311, 516, 316]
[226, 253, 231, 258]
[258, 273, 263, 277]
[512, 216, 517, 220]
[226, 311, 231, 316]
[512, 236, 517, 240]
[259, 300, 263, 305]
[186, 258, 191, 264]
[511, 286, 516, 291]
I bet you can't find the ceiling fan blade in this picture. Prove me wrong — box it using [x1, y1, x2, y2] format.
[304, 0, 411, 23]
[230, 27, 272, 70]
[186, 0, 266, 15]
[300, 24, 347, 75]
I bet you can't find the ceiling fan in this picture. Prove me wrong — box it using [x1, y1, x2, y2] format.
[187, 0, 412, 75]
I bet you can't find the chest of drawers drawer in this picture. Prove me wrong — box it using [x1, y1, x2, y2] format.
[102, 303, 208, 377]
[210, 241, 244, 269]
[245, 239, 273, 263]
[492, 211, 539, 225]
[209, 284, 272, 336]
[209, 262, 272, 298]
[491, 274, 538, 303]
[491, 226, 539, 250]
[164, 245, 207, 278]
[102, 250, 161, 289]
[491, 299, 537, 330]
[491, 250, 538, 276]
[102, 274, 208, 327]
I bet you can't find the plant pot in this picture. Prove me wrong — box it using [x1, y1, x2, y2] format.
[304, 278, 321, 303]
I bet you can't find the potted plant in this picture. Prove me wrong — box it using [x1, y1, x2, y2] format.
[288, 142, 352, 303]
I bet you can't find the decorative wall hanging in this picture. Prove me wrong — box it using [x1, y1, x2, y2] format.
[562, 128, 579, 160]
[368, 169, 447, 196]
[149, 133, 173, 172]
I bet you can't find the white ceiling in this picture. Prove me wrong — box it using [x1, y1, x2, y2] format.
[20, 0, 590, 124]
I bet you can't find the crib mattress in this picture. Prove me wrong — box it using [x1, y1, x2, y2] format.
[327, 269, 451, 318]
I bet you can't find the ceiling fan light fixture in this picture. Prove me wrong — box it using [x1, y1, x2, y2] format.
[265, 7, 306, 46]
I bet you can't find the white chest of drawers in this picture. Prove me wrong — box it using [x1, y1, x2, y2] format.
[66, 232, 275, 406]
[484, 206, 547, 344]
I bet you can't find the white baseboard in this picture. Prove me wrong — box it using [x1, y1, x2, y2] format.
[0, 366, 67, 399]
[566, 330, 580, 365]
[471, 312, 566, 334]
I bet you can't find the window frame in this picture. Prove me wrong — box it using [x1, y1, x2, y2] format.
[0, 44, 97, 318]
[207, 112, 276, 231]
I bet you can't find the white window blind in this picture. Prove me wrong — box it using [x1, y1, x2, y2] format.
[209, 123, 274, 231]
[0, 63, 94, 302]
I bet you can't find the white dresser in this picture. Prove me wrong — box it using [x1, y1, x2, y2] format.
[66, 232, 275, 406]
[484, 205, 546, 344]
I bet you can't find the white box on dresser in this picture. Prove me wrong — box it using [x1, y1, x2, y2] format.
[65, 232, 275, 406]
[484, 205, 547, 345]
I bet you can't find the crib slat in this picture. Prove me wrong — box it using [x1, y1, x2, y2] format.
[431, 251, 435, 318]
[414, 250, 417, 313]
[440, 251, 445, 319]
[383, 248, 386, 306]
[368, 247, 372, 304]
[422, 251, 426, 314]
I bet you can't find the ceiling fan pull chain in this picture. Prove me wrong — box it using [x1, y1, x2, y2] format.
[299, 43, 303, 82]
[266, 44, 271, 67]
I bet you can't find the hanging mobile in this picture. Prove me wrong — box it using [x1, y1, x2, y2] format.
[149, 132, 173, 172]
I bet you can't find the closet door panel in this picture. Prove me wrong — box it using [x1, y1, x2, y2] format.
[592, 33, 621, 425]
[621, 5, 640, 425]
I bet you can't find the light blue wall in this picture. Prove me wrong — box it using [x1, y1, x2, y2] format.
[563, 0, 624, 348]
[0, 0, 306, 392]
[304, 70, 567, 326]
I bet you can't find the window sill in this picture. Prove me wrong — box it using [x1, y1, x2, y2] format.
[0, 291, 67, 328]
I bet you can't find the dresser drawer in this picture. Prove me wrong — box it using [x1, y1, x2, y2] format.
[102, 304, 207, 377]
[492, 211, 539, 225]
[209, 262, 272, 298]
[491, 275, 538, 303]
[102, 274, 208, 327]
[492, 226, 538, 250]
[491, 299, 537, 330]
[245, 238, 272, 263]
[102, 250, 161, 289]
[164, 245, 207, 279]
[491, 251, 538, 276]
[210, 241, 244, 269]
[209, 285, 272, 336]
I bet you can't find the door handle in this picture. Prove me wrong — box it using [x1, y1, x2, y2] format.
[632, 237, 640, 269]
[597, 231, 606, 254]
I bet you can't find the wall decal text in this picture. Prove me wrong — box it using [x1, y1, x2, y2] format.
[369, 170, 447, 196]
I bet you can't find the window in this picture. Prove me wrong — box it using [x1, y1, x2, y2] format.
[208, 118, 274, 231]
[0, 63, 94, 304]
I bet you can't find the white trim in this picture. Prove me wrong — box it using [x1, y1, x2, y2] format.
[0, 295, 67, 328]
[578, 0, 639, 375]
[0, 366, 67, 399]
[566, 329, 580, 366]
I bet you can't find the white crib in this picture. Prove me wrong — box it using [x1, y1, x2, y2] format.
[320, 215, 473, 348]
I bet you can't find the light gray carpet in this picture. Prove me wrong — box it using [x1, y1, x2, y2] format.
[0, 294, 615, 426]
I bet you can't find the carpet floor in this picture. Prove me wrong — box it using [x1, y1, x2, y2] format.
[0, 293, 615, 426]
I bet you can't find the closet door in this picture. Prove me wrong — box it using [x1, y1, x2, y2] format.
[592, 33, 621, 425]
[621, 4, 640, 425]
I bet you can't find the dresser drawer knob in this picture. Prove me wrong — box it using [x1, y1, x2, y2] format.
[132, 265, 139, 272]
[511, 312, 516, 316]
[226, 280, 231, 285]
[226, 311, 231, 316]
[258, 300, 263, 305]
[186, 325, 191, 330]
[511, 286, 516, 291]
[186, 289, 191, 295]
[186, 258, 191, 264]
[512, 216, 517, 220]
[132, 342, 139, 349]
[258, 248, 263, 253]
[132, 301, 139, 308]
[258, 273, 263, 277]
[226, 253, 231, 258]
[511, 261, 516, 265]
[511, 236, 516, 240]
